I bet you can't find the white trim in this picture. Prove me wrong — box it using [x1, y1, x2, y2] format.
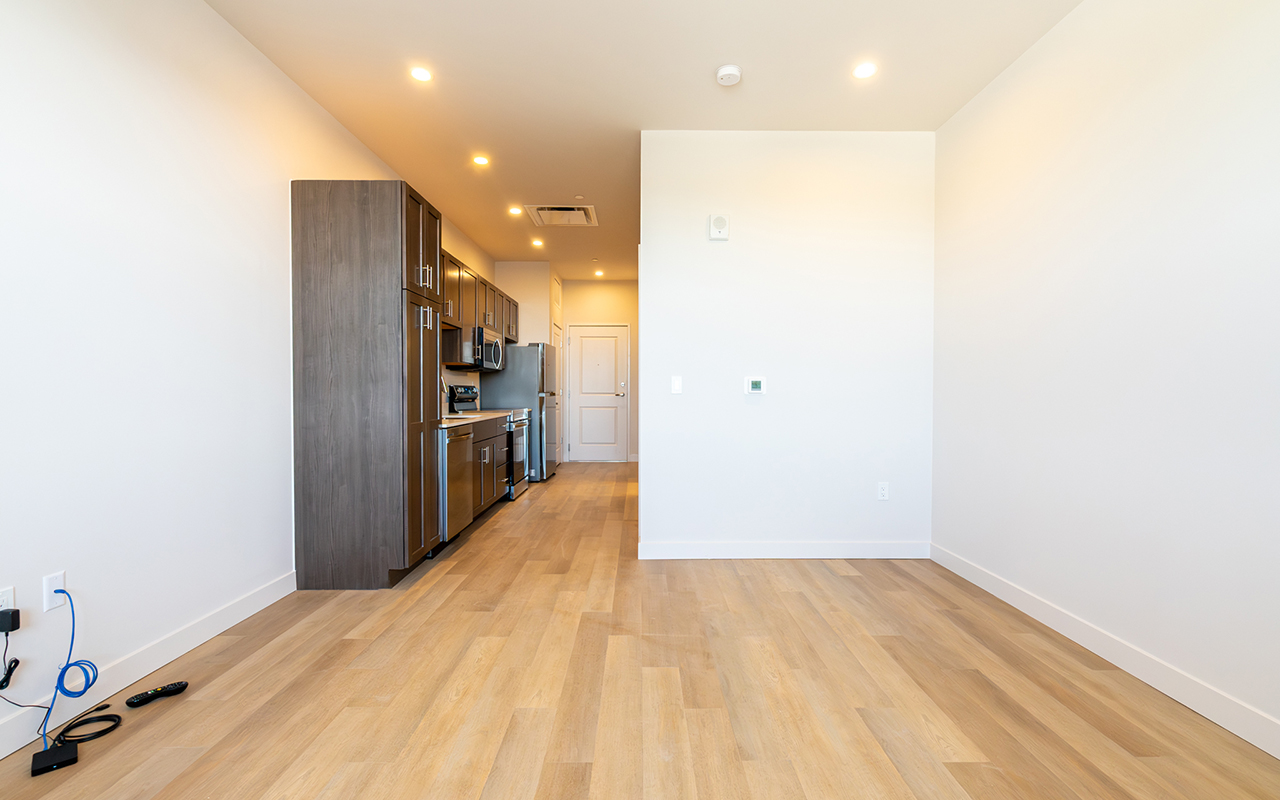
[0, 571, 296, 759]
[639, 540, 930, 560]
[930, 544, 1280, 759]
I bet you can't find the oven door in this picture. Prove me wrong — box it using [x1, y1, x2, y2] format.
[508, 419, 529, 498]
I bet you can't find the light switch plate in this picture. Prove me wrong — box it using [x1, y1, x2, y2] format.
[744, 376, 766, 394]
[877, 482, 890, 501]
[671, 376, 682, 394]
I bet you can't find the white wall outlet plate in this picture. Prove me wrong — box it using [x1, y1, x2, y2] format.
[0, 587, 14, 611]
[709, 214, 730, 241]
[877, 482, 890, 501]
[43, 571, 66, 612]
[745, 376, 766, 394]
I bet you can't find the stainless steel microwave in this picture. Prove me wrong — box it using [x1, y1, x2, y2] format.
[478, 327, 504, 371]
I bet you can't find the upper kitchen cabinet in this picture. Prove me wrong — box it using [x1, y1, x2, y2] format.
[461, 267, 478, 333]
[505, 296, 519, 342]
[494, 289, 506, 341]
[403, 184, 442, 303]
[291, 180, 442, 590]
[441, 252, 463, 328]
[483, 280, 500, 333]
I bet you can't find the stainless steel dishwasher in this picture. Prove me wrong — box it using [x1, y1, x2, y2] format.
[439, 425, 475, 542]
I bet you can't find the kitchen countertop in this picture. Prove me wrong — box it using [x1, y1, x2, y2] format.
[438, 410, 514, 429]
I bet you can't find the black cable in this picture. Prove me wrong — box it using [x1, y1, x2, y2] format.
[52, 703, 122, 746]
[0, 694, 49, 711]
[1, 632, 16, 689]
[0, 633, 47, 709]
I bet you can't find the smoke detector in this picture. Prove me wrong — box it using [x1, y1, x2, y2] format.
[716, 65, 741, 86]
[523, 205, 598, 227]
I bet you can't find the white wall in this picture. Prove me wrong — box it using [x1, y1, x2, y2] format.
[443, 218, 495, 283]
[639, 131, 935, 559]
[495, 261, 553, 346]
[933, 0, 1280, 757]
[0, 0, 396, 757]
[562, 281, 640, 461]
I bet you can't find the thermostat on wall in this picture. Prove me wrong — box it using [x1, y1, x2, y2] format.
[745, 377, 766, 394]
[709, 214, 730, 241]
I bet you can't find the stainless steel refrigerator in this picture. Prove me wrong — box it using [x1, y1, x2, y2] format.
[480, 343, 559, 481]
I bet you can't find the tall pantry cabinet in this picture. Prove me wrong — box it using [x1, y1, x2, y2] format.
[292, 180, 443, 589]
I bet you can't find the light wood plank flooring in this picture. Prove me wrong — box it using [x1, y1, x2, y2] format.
[4, 462, 1278, 799]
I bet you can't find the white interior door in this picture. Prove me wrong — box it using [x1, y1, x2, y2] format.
[567, 325, 628, 462]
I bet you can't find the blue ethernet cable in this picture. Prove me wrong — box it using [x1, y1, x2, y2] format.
[39, 589, 99, 750]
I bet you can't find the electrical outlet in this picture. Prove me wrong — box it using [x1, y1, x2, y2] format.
[877, 482, 890, 501]
[0, 587, 13, 611]
[43, 572, 66, 612]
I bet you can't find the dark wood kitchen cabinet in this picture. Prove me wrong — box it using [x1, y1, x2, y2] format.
[441, 252, 464, 327]
[461, 267, 478, 333]
[472, 439, 490, 514]
[494, 290, 506, 341]
[470, 418, 509, 514]
[475, 280, 485, 331]
[504, 295, 519, 342]
[484, 282, 500, 332]
[472, 437, 505, 514]
[403, 184, 442, 303]
[292, 180, 442, 590]
[403, 292, 440, 566]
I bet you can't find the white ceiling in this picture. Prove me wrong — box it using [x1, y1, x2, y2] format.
[207, 0, 1082, 279]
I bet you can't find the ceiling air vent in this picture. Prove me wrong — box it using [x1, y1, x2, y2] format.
[524, 205, 598, 227]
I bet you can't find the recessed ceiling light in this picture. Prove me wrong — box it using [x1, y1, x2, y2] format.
[591, 258, 598, 262]
[532, 239, 543, 247]
[509, 207, 521, 215]
[574, 195, 585, 201]
[410, 67, 432, 81]
[473, 156, 489, 165]
[853, 63, 877, 79]
[595, 270, 604, 277]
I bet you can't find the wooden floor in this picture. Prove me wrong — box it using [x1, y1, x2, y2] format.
[5, 462, 1278, 799]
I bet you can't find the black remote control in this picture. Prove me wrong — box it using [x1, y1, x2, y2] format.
[125, 681, 188, 708]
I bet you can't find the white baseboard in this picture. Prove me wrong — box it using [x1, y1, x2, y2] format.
[0, 571, 296, 760]
[638, 540, 931, 560]
[930, 544, 1280, 760]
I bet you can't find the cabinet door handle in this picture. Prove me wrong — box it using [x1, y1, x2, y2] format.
[480, 447, 490, 464]
[446, 300, 453, 317]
